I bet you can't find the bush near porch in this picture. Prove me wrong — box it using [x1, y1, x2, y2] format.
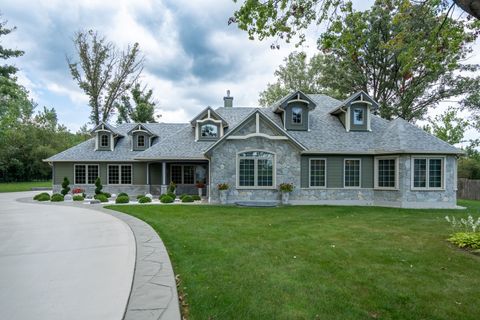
[108, 200, 480, 320]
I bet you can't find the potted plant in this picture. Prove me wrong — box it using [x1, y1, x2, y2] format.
[279, 183, 294, 205]
[196, 181, 205, 197]
[217, 183, 229, 204]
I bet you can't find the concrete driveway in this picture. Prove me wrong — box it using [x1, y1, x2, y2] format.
[0, 191, 135, 320]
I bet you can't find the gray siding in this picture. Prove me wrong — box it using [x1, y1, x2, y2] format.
[285, 103, 309, 131]
[300, 155, 374, 188]
[349, 104, 368, 131]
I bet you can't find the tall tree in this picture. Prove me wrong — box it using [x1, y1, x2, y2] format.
[67, 30, 144, 125]
[0, 17, 24, 78]
[423, 107, 469, 145]
[232, 0, 480, 47]
[116, 83, 158, 123]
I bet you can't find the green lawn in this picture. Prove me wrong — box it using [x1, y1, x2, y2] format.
[0, 181, 51, 193]
[108, 201, 480, 320]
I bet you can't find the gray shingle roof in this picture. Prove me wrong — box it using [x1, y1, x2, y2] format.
[46, 93, 463, 162]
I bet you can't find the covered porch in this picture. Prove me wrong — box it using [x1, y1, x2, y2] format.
[147, 160, 209, 197]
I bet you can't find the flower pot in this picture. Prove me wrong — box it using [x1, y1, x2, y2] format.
[219, 189, 228, 204]
[198, 188, 203, 197]
[281, 191, 290, 205]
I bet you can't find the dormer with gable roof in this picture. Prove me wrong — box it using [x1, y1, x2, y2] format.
[190, 106, 228, 141]
[273, 90, 317, 131]
[330, 91, 378, 132]
[127, 124, 157, 151]
[91, 122, 123, 151]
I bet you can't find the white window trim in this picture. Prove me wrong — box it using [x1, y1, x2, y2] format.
[410, 156, 446, 191]
[170, 164, 196, 185]
[292, 106, 303, 125]
[236, 150, 276, 189]
[308, 158, 327, 188]
[374, 156, 399, 190]
[343, 158, 362, 189]
[137, 135, 146, 147]
[107, 164, 133, 185]
[74, 164, 99, 185]
[352, 108, 365, 126]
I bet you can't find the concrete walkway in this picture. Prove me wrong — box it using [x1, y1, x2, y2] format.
[0, 191, 135, 320]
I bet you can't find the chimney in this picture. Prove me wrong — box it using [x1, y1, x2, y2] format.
[223, 90, 233, 108]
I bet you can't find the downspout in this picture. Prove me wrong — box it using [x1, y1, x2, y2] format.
[207, 157, 211, 203]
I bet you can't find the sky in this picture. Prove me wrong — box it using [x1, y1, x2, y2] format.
[1, 0, 479, 143]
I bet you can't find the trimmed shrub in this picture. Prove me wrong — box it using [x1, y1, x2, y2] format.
[51, 193, 64, 202]
[179, 194, 188, 200]
[160, 194, 174, 203]
[61, 177, 70, 196]
[116, 195, 130, 204]
[102, 192, 111, 198]
[94, 194, 108, 203]
[167, 181, 176, 194]
[94, 177, 103, 195]
[118, 192, 129, 198]
[181, 195, 194, 203]
[34, 193, 50, 201]
[73, 195, 84, 201]
[138, 196, 152, 204]
[136, 194, 145, 200]
[167, 192, 176, 200]
[192, 195, 201, 201]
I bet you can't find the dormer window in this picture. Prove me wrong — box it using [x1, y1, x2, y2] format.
[137, 135, 145, 147]
[201, 124, 218, 137]
[353, 108, 364, 125]
[292, 107, 302, 124]
[100, 134, 109, 147]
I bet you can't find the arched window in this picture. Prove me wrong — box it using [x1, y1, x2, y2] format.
[201, 124, 218, 137]
[237, 151, 275, 188]
[137, 135, 145, 147]
[100, 134, 109, 147]
[292, 107, 302, 124]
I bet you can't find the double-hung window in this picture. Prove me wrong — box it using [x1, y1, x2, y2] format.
[74, 164, 99, 184]
[344, 159, 361, 188]
[375, 157, 398, 189]
[108, 164, 132, 184]
[170, 165, 195, 184]
[412, 157, 444, 189]
[309, 159, 326, 187]
[237, 151, 275, 188]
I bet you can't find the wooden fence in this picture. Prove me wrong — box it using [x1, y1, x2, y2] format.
[457, 178, 480, 201]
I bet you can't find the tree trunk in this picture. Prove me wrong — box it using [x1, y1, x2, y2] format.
[454, 0, 480, 19]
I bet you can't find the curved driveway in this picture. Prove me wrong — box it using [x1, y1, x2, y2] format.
[0, 191, 135, 320]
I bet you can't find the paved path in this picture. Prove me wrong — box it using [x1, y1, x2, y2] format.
[0, 191, 135, 320]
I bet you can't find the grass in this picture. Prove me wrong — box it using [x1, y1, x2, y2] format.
[0, 181, 51, 193]
[108, 200, 480, 320]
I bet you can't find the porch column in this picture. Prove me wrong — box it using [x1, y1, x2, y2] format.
[161, 161, 167, 194]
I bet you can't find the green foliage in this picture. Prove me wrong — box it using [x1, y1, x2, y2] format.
[94, 177, 103, 195]
[424, 107, 469, 145]
[102, 192, 111, 198]
[50, 193, 64, 202]
[138, 196, 152, 204]
[136, 194, 145, 199]
[61, 177, 70, 195]
[179, 194, 188, 200]
[160, 194, 174, 203]
[0, 17, 25, 78]
[217, 183, 229, 190]
[116, 83, 157, 124]
[94, 193, 109, 202]
[167, 192, 176, 199]
[192, 195, 201, 201]
[73, 195, 84, 201]
[445, 215, 480, 233]
[115, 195, 130, 204]
[118, 192, 129, 198]
[34, 192, 50, 201]
[278, 182, 295, 192]
[181, 195, 194, 203]
[447, 232, 480, 249]
[458, 157, 480, 179]
[68, 30, 144, 125]
[167, 181, 176, 194]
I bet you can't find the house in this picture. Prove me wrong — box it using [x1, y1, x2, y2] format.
[45, 90, 462, 208]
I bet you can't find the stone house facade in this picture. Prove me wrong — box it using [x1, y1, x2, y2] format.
[46, 90, 462, 208]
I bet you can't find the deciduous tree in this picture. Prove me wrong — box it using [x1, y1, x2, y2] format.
[116, 83, 158, 123]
